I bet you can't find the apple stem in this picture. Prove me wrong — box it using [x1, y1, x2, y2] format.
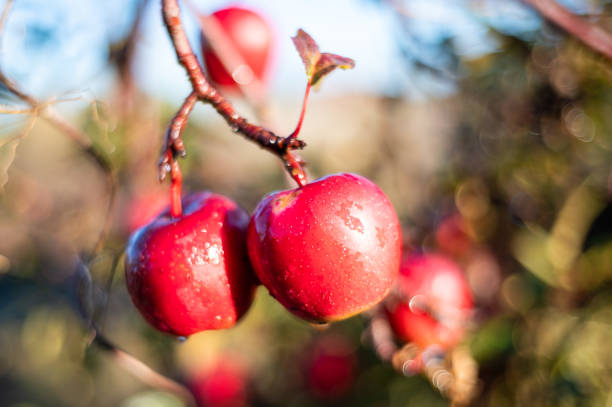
[283, 152, 307, 187]
[281, 80, 312, 187]
[169, 153, 183, 218]
[289, 81, 311, 139]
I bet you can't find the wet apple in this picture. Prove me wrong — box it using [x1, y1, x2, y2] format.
[247, 173, 401, 322]
[125, 192, 256, 336]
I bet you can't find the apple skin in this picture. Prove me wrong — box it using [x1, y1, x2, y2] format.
[201, 7, 275, 91]
[247, 173, 401, 323]
[125, 192, 256, 337]
[384, 253, 473, 350]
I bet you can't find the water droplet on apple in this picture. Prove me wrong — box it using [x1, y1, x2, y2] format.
[409, 294, 428, 314]
[207, 245, 221, 265]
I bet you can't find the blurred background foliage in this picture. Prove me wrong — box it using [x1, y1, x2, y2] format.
[1, 0, 612, 406]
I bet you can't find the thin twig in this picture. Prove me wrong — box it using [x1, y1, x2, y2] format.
[91, 330, 197, 406]
[0, 0, 13, 41]
[160, 0, 306, 186]
[71, 256, 195, 405]
[42, 109, 117, 255]
[0, 105, 34, 114]
[0, 3, 116, 255]
[0, 73, 117, 256]
[158, 91, 197, 180]
[0, 71, 37, 105]
[98, 248, 125, 332]
[523, 0, 612, 60]
[109, 0, 150, 115]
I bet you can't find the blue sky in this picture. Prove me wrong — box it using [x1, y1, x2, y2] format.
[0, 0, 576, 109]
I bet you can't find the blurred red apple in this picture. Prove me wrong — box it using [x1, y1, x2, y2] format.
[247, 173, 401, 323]
[201, 6, 275, 92]
[304, 335, 356, 399]
[124, 192, 256, 336]
[189, 358, 249, 407]
[384, 253, 473, 350]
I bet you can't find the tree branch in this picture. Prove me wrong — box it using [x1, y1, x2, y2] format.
[523, 0, 612, 60]
[0, 73, 117, 255]
[0, 104, 34, 114]
[109, 0, 150, 115]
[0, 0, 13, 41]
[158, 91, 197, 181]
[72, 256, 195, 405]
[0, 1, 115, 254]
[91, 331, 196, 406]
[160, 0, 307, 186]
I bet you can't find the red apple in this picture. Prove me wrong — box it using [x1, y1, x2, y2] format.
[384, 253, 473, 350]
[124, 192, 256, 336]
[247, 173, 401, 323]
[189, 358, 249, 407]
[201, 6, 275, 91]
[304, 335, 357, 399]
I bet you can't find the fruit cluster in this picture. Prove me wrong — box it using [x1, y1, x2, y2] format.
[124, 173, 401, 336]
[124, 5, 474, 378]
